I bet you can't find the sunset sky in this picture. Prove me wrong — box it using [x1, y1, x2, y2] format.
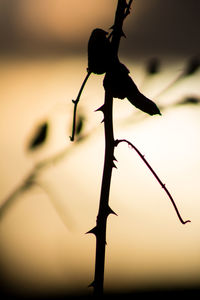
[0, 1, 200, 298]
[0, 0, 199, 55]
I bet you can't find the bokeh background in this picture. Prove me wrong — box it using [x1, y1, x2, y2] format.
[0, 0, 200, 298]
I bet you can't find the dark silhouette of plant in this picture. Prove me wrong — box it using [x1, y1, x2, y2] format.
[176, 96, 200, 106]
[1, 2, 197, 297]
[103, 62, 161, 115]
[146, 57, 161, 75]
[28, 121, 48, 150]
[156, 55, 200, 98]
[0, 114, 88, 222]
[70, 0, 190, 297]
[87, 28, 112, 75]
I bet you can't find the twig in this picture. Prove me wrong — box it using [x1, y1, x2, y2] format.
[125, 0, 133, 17]
[114, 139, 191, 225]
[155, 56, 200, 99]
[0, 138, 86, 220]
[86, 0, 134, 296]
[70, 70, 91, 141]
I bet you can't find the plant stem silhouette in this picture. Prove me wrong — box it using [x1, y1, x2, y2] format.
[0, 138, 88, 221]
[70, 0, 190, 296]
[86, 1, 133, 296]
[114, 139, 191, 225]
[156, 55, 200, 99]
[70, 70, 91, 141]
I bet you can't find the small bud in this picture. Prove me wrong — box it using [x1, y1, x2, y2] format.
[87, 28, 111, 74]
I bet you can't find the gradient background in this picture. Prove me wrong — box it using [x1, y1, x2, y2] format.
[0, 0, 200, 298]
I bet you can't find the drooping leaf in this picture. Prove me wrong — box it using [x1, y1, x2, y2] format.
[146, 57, 160, 75]
[28, 122, 48, 150]
[103, 62, 161, 116]
[177, 96, 200, 106]
[184, 56, 200, 76]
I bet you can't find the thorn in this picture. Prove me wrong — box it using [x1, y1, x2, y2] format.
[114, 139, 119, 147]
[101, 118, 105, 123]
[113, 155, 118, 162]
[112, 162, 117, 169]
[72, 99, 76, 104]
[88, 281, 95, 288]
[85, 226, 97, 236]
[107, 206, 118, 216]
[95, 104, 105, 113]
[121, 30, 126, 38]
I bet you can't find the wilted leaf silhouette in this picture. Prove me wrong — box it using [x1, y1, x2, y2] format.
[177, 96, 200, 106]
[88, 28, 111, 74]
[155, 56, 200, 99]
[146, 57, 160, 75]
[184, 56, 200, 76]
[76, 114, 85, 137]
[103, 62, 161, 116]
[28, 122, 48, 150]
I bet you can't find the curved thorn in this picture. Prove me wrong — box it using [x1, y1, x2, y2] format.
[107, 206, 118, 216]
[112, 162, 117, 169]
[85, 226, 97, 236]
[113, 155, 118, 162]
[95, 104, 105, 113]
[88, 281, 95, 288]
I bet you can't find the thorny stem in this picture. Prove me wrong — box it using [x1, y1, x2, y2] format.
[70, 70, 91, 141]
[88, 0, 133, 296]
[110, 0, 132, 58]
[93, 91, 115, 296]
[114, 139, 191, 225]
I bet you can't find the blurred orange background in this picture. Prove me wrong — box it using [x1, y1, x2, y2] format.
[0, 0, 200, 298]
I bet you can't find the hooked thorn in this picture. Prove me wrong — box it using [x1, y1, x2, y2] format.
[95, 104, 105, 113]
[88, 281, 95, 288]
[107, 206, 118, 216]
[121, 30, 126, 38]
[113, 155, 118, 162]
[85, 226, 97, 236]
[112, 162, 117, 169]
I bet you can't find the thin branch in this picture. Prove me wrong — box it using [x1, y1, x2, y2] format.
[114, 139, 191, 225]
[87, 0, 134, 296]
[110, 0, 132, 57]
[125, 0, 133, 17]
[155, 56, 200, 99]
[0, 137, 88, 220]
[70, 70, 91, 141]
